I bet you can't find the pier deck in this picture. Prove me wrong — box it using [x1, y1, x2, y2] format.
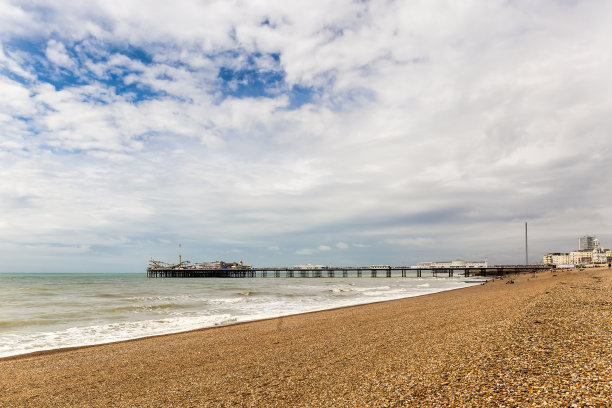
[147, 265, 549, 278]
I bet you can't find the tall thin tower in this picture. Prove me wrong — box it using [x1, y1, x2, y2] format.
[525, 222, 528, 265]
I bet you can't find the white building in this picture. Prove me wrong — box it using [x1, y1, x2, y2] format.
[293, 263, 325, 269]
[544, 235, 611, 267]
[592, 246, 608, 264]
[416, 259, 488, 268]
[570, 250, 593, 266]
[543, 253, 571, 266]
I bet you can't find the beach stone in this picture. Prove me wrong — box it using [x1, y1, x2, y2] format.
[0, 268, 610, 407]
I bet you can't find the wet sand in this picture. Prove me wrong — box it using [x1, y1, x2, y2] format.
[1, 268, 610, 407]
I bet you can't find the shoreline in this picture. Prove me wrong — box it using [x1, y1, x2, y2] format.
[1, 268, 609, 407]
[0, 275, 487, 360]
[0, 289, 454, 362]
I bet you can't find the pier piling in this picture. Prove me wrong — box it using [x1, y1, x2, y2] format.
[146, 265, 550, 279]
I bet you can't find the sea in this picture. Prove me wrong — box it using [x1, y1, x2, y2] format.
[0, 272, 485, 358]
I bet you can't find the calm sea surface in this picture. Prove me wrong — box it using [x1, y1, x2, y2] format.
[0, 272, 484, 358]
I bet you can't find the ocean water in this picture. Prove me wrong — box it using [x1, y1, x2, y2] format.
[0, 272, 484, 358]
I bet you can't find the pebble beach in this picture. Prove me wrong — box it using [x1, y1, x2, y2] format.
[1, 268, 610, 407]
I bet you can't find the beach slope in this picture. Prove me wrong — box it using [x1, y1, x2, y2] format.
[1, 268, 610, 407]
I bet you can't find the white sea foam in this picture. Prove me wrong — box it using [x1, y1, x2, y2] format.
[0, 273, 485, 358]
[0, 314, 238, 358]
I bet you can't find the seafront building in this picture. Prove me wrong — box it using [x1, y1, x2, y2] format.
[570, 250, 594, 266]
[542, 253, 572, 266]
[543, 235, 611, 267]
[578, 235, 596, 251]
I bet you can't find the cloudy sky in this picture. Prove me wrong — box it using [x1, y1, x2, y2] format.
[1, 1, 611, 272]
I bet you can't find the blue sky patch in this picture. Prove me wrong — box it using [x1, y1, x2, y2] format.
[111, 45, 154, 65]
[5, 38, 164, 102]
[217, 66, 316, 109]
[5, 37, 317, 108]
[215, 52, 315, 109]
[288, 85, 316, 109]
[217, 66, 284, 98]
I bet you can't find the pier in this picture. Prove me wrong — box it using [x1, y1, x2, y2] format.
[147, 265, 549, 278]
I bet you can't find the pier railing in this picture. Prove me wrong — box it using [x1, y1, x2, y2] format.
[146, 265, 550, 278]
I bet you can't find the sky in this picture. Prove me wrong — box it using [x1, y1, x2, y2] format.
[1, 0, 611, 273]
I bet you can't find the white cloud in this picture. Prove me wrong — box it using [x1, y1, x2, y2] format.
[0, 1, 29, 35]
[1, 1, 612, 271]
[385, 238, 435, 248]
[45, 40, 75, 69]
[0, 76, 34, 116]
[296, 245, 332, 255]
[0, 43, 34, 80]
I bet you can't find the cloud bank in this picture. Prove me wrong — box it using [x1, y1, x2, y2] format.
[1, 0, 611, 272]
